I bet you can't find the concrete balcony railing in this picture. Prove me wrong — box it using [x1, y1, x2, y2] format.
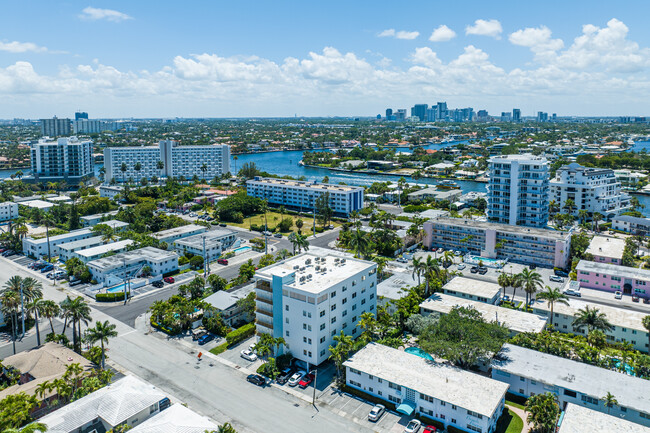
[256, 318, 273, 330]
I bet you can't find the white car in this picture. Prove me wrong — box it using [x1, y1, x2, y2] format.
[368, 404, 385, 422]
[614, 291, 623, 300]
[240, 349, 258, 362]
[287, 371, 306, 387]
[404, 419, 421, 433]
[563, 288, 581, 297]
[457, 264, 466, 270]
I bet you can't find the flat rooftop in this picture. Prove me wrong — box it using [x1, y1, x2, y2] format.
[80, 210, 119, 221]
[151, 224, 206, 240]
[420, 293, 548, 334]
[493, 344, 650, 415]
[344, 343, 508, 418]
[377, 271, 418, 300]
[27, 228, 92, 246]
[576, 259, 650, 280]
[19, 199, 53, 209]
[427, 217, 569, 241]
[129, 404, 218, 433]
[204, 284, 255, 311]
[87, 246, 177, 270]
[255, 252, 375, 294]
[442, 276, 501, 300]
[559, 403, 650, 433]
[585, 236, 625, 259]
[247, 177, 363, 192]
[530, 297, 648, 332]
[57, 236, 105, 251]
[77, 240, 134, 258]
[97, 219, 129, 229]
[174, 228, 237, 249]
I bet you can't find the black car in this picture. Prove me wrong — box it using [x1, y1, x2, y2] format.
[2, 250, 15, 257]
[247, 374, 266, 386]
[152, 280, 164, 288]
[478, 267, 488, 275]
[555, 269, 569, 278]
[276, 367, 294, 385]
[470, 266, 479, 274]
[219, 223, 227, 227]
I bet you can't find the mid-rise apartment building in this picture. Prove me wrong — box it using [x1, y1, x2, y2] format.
[423, 217, 571, 269]
[487, 154, 549, 228]
[584, 236, 625, 265]
[87, 247, 178, 283]
[173, 228, 238, 258]
[0, 202, 18, 222]
[72, 119, 119, 134]
[550, 163, 630, 219]
[254, 252, 377, 366]
[246, 177, 364, 216]
[612, 215, 650, 235]
[104, 140, 230, 183]
[576, 259, 650, 297]
[40, 117, 71, 137]
[345, 343, 508, 433]
[23, 228, 94, 258]
[29, 137, 94, 184]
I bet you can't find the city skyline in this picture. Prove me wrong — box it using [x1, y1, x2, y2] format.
[1, 1, 650, 117]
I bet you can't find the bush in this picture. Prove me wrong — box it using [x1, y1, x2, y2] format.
[150, 319, 179, 335]
[276, 352, 293, 370]
[190, 255, 204, 270]
[95, 292, 130, 302]
[225, 323, 256, 347]
[210, 341, 228, 355]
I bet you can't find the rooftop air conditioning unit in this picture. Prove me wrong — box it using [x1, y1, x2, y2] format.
[341, 258, 346, 263]
[322, 267, 327, 272]
[315, 265, 320, 271]
[305, 258, 312, 265]
[293, 265, 299, 270]
[307, 274, 312, 279]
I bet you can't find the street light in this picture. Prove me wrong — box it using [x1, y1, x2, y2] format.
[310, 369, 318, 405]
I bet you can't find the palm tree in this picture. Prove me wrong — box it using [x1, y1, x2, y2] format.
[86, 320, 118, 369]
[60, 296, 92, 353]
[592, 212, 603, 232]
[373, 257, 388, 282]
[288, 232, 309, 254]
[26, 299, 44, 346]
[200, 163, 208, 180]
[536, 286, 569, 328]
[441, 250, 455, 268]
[0, 290, 20, 354]
[349, 229, 370, 259]
[232, 155, 239, 175]
[519, 267, 543, 306]
[422, 255, 442, 298]
[412, 257, 424, 286]
[572, 306, 614, 334]
[39, 300, 60, 335]
[42, 214, 55, 262]
[120, 162, 128, 181]
[216, 423, 238, 433]
[525, 392, 560, 433]
[157, 160, 164, 177]
[497, 272, 512, 299]
[21, 277, 43, 304]
[601, 392, 618, 415]
[4, 422, 48, 433]
[329, 330, 354, 381]
[356, 312, 378, 342]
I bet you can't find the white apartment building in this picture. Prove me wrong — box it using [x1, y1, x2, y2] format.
[173, 228, 238, 258]
[98, 185, 124, 199]
[246, 177, 364, 216]
[151, 224, 207, 244]
[57, 236, 107, 262]
[492, 344, 650, 428]
[80, 210, 119, 227]
[104, 140, 230, 183]
[29, 136, 94, 184]
[87, 247, 178, 283]
[612, 215, 650, 235]
[22, 228, 94, 258]
[72, 119, 119, 134]
[442, 277, 501, 304]
[74, 239, 134, 264]
[558, 404, 650, 433]
[487, 154, 549, 228]
[0, 202, 18, 222]
[550, 163, 630, 220]
[254, 252, 377, 366]
[345, 343, 508, 433]
[40, 117, 71, 137]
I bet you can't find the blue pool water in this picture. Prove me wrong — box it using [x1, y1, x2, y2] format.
[405, 347, 434, 361]
[107, 284, 128, 293]
[611, 358, 635, 376]
[234, 246, 252, 253]
[466, 255, 500, 264]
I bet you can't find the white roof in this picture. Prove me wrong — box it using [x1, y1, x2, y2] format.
[19, 199, 53, 209]
[57, 236, 105, 251]
[40, 375, 167, 433]
[130, 404, 218, 433]
[377, 272, 418, 301]
[204, 284, 255, 311]
[151, 224, 206, 240]
[559, 404, 650, 433]
[27, 228, 93, 246]
[80, 210, 119, 221]
[420, 293, 547, 334]
[95, 219, 129, 230]
[493, 344, 650, 415]
[585, 236, 625, 259]
[76, 239, 134, 258]
[344, 343, 508, 418]
[442, 276, 501, 300]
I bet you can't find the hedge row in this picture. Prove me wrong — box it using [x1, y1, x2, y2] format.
[209, 341, 228, 355]
[225, 322, 256, 346]
[150, 319, 178, 335]
[95, 292, 130, 302]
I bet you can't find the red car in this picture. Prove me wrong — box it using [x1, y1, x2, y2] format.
[298, 373, 315, 388]
[164, 277, 175, 284]
[632, 294, 640, 302]
[217, 258, 228, 265]
[423, 426, 438, 433]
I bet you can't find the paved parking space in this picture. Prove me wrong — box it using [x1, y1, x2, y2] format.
[218, 336, 264, 371]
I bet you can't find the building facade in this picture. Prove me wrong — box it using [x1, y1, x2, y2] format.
[550, 163, 630, 220]
[72, 119, 119, 134]
[57, 236, 107, 262]
[487, 154, 549, 228]
[173, 228, 238, 259]
[423, 218, 571, 269]
[442, 277, 501, 304]
[87, 247, 178, 283]
[40, 117, 71, 137]
[23, 228, 94, 258]
[576, 259, 650, 297]
[29, 137, 94, 183]
[0, 201, 18, 222]
[246, 177, 364, 216]
[345, 343, 508, 433]
[151, 224, 207, 244]
[254, 252, 377, 366]
[612, 215, 650, 235]
[585, 236, 625, 265]
[104, 140, 230, 183]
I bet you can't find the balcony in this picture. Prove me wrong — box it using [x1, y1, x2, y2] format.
[256, 318, 274, 330]
[256, 296, 273, 305]
[256, 280, 272, 293]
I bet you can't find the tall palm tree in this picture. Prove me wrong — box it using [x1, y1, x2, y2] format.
[422, 255, 442, 298]
[20, 277, 43, 304]
[42, 214, 55, 262]
[536, 286, 569, 328]
[349, 229, 370, 259]
[0, 290, 20, 354]
[601, 392, 618, 415]
[497, 272, 512, 299]
[216, 422, 238, 433]
[60, 296, 92, 353]
[288, 232, 309, 255]
[519, 267, 543, 306]
[200, 163, 208, 180]
[39, 300, 60, 335]
[26, 299, 45, 346]
[120, 162, 128, 181]
[329, 330, 354, 381]
[232, 155, 239, 175]
[86, 320, 118, 369]
[373, 257, 388, 282]
[412, 257, 424, 286]
[157, 160, 164, 177]
[572, 306, 614, 334]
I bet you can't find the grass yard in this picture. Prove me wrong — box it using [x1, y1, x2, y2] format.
[227, 211, 340, 233]
[495, 408, 524, 433]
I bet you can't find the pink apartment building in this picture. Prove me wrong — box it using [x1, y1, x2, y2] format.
[584, 235, 625, 265]
[576, 259, 649, 297]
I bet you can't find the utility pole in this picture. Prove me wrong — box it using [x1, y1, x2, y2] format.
[123, 258, 128, 305]
[19, 283, 25, 338]
[312, 368, 318, 405]
[203, 235, 207, 279]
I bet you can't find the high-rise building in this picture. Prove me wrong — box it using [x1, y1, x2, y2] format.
[512, 108, 521, 122]
[476, 110, 489, 121]
[40, 117, 71, 137]
[104, 140, 230, 183]
[75, 112, 89, 120]
[487, 154, 550, 228]
[73, 120, 119, 134]
[29, 136, 94, 183]
[537, 111, 549, 122]
[385, 108, 393, 119]
[410, 104, 428, 121]
[500, 112, 512, 122]
[395, 109, 407, 121]
[254, 252, 377, 366]
[550, 163, 630, 220]
[436, 102, 448, 120]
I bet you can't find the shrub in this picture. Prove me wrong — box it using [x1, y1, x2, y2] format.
[95, 292, 130, 302]
[210, 341, 228, 355]
[150, 319, 179, 335]
[225, 323, 256, 347]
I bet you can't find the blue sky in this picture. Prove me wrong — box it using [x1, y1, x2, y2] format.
[1, 0, 650, 117]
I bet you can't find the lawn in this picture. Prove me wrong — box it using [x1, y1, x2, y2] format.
[495, 408, 524, 433]
[227, 211, 339, 233]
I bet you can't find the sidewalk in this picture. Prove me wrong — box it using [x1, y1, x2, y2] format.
[506, 404, 531, 433]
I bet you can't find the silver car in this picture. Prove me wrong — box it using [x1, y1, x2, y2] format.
[368, 404, 385, 422]
[288, 371, 305, 387]
[240, 349, 258, 362]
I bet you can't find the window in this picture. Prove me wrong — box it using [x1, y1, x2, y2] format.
[466, 425, 482, 433]
[582, 396, 598, 405]
[388, 395, 401, 404]
[368, 375, 373, 380]
[286, 331, 290, 337]
[388, 382, 402, 391]
[420, 393, 434, 403]
[331, 291, 336, 298]
[303, 337, 307, 343]
[342, 298, 348, 304]
[286, 318, 290, 324]
[331, 304, 337, 311]
[369, 387, 373, 393]
[361, 299, 366, 305]
[620, 407, 626, 413]
[451, 419, 456, 424]
[440, 401, 446, 406]
[342, 286, 347, 292]
[320, 323, 326, 331]
[342, 310, 348, 317]
[331, 330, 336, 336]
[320, 350, 326, 357]
[519, 377, 525, 382]
[349, 380, 361, 387]
[640, 412, 650, 420]
[342, 323, 347, 329]
[303, 323, 307, 330]
[440, 414, 445, 420]
[352, 292, 357, 298]
[352, 304, 357, 310]
[352, 328, 357, 334]
[285, 305, 289, 311]
[467, 410, 483, 419]
[531, 380, 536, 385]
[349, 368, 361, 375]
[331, 317, 336, 324]
[320, 310, 325, 317]
[451, 405, 457, 410]
[564, 390, 577, 398]
[352, 316, 356, 322]
[320, 336, 325, 343]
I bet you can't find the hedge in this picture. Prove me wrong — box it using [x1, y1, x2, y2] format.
[150, 319, 179, 335]
[95, 292, 130, 302]
[209, 341, 228, 355]
[225, 323, 256, 346]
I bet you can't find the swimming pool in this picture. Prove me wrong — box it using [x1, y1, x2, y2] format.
[234, 246, 252, 254]
[107, 284, 128, 293]
[404, 347, 434, 361]
[464, 255, 506, 269]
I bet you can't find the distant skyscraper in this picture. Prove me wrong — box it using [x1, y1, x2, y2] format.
[411, 104, 428, 121]
[552, 113, 557, 122]
[75, 112, 89, 120]
[537, 112, 549, 122]
[395, 109, 407, 121]
[40, 116, 71, 137]
[385, 108, 393, 119]
[477, 110, 489, 121]
[436, 102, 448, 120]
[512, 108, 521, 122]
[500, 112, 512, 122]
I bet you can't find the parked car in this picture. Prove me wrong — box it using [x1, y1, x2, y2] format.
[152, 280, 164, 288]
[164, 277, 175, 284]
[298, 373, 315, 388]
[644, 297, 650, 304]
[69, 278, 83, 287]
[246, 374, 265, 386]
[240, 349, 258, 362]
[263, 231, 272, 236]
[396, 257, 408, 263]
[457, 264, 466, 270]
[217, 258, 229, 265]
[632, 294, 640, 302]
[368, 404, 385, 422]
[219, 223, 227, 227]
[287, 371, 305, 387]
[40, 265, 54, 273]
[0, 248, 7, 253]
[614, 291, 623, 300]
[436, 248, 443, 253]
[274, 233, 282, 238]
[2, 250, 16, 257]
[423, 426, 438, 433]
[276, 367, 294, 385]
[555, 270, 569, 278]
[529, 263, 537, 269]
[478, 267, 488, 275]
[470, 266, 479, 274]
[563, 287, 581, 297]
[454, 250, 461, 256]
[198, 334, 214, 345]
[549, 275, 564, 283]
[404, 419, 422, 433]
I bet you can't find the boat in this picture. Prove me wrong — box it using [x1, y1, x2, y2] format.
[437, 179, 460, 189]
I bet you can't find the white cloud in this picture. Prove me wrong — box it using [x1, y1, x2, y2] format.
[429, 25, 456, 42]
[466, 19, 502, 39]
[378, 29, 419, 40]
[509, 26, 564, 61]
[79, 7, 132, 22]
[0, 40, 47, 53]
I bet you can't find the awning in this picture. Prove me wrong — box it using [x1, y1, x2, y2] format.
[396, 401, 416, 416]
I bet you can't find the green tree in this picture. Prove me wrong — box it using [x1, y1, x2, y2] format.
[207, 274, 227, 292]
[0, 290, 20, 354]
[518, 267, 543, 306]
[525, 392, 560, 433]
[601, 392, 618, 415]
[0, 392, 39, 431]
[329, 331, 354, 382]
[497, 272, 513, 300]
[42, 214, 55, 262]
[288, 232, 309, 254]
[536, 286, 569, 328]
[85, 320, 118, 369]
[572, 306, 614, 335]
[643, 316, 650, 354]
[60, 296, 92, 354]
[315, 192, 333, 227]
[349, 229, 371, 259]
[3, 421, 48, 433]
[411, 256, 424, 286]
[39, 300, 60, 335]
[235, 292, 256, 321]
